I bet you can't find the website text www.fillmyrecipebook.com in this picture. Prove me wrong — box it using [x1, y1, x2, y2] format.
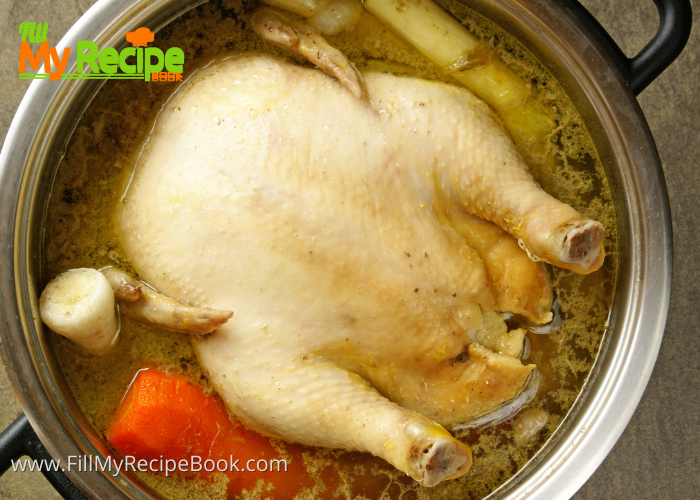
[11, 455, 288, 477]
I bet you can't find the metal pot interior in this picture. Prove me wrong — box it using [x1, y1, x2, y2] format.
[1, 0, 670, 498]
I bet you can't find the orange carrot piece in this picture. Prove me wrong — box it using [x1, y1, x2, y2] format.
[107, 369, 312, 498]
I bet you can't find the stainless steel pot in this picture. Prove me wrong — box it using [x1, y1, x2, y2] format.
[0, 0, 688, 498]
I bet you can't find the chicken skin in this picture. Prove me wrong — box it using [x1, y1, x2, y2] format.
[119, 54, 603, 486]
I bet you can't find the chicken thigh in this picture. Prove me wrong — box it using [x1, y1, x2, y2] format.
[119, 54, 603, 486]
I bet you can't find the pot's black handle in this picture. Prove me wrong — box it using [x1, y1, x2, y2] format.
[0, 414, 87, 500]
[560, 0, 692, 95]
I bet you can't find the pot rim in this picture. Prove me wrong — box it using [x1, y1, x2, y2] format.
[0, 0, 672, 498]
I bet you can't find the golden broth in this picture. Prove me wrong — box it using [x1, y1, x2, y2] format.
[43, 0, 616, 498]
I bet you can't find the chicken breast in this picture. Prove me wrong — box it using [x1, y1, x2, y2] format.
[119, 53, 603, 486]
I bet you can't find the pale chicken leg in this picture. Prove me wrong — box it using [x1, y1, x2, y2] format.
[199, 331, 472, 486]
[372, 76, 605, 274]
[119, 54, 602, 485]
[430, 182, 553, 324]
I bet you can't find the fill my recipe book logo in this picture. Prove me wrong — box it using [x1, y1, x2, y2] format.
[18, 22, 184, 82]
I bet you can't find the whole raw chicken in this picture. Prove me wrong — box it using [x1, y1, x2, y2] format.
[119, 52, 604, 486]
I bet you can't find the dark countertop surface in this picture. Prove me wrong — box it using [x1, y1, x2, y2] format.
[0, 0, 697, 498]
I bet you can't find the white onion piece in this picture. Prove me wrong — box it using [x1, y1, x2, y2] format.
[530, 296, 563, 334]
[262, 0, 333, 16]
[513, 408, 549, 444]
[453, 369, 540, 430]
[39, 268, 119, 355]
[520, 335, 531, 360]
[307, 0, 363, 35]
